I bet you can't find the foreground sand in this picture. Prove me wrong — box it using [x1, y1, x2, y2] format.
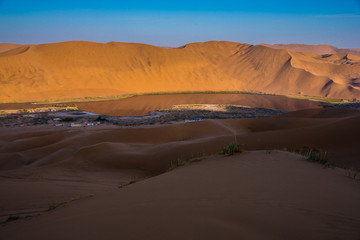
[1, 107, 360, 239]
[2, 151, 360, 240]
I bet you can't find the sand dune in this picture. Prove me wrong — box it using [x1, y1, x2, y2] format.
[1, 40, 360, 238]
[1, 108, 360, 238]
[0, 43, 22, 53]
[260, 43, 360, 57]
[2, 151, 360, 240]
[0, 41, 359, 103]
[1, 108, 359, 172]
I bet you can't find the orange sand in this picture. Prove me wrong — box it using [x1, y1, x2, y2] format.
[259, 43, 360, 56]
[0, 41, 359, 103]
[0, 43, 22, 53]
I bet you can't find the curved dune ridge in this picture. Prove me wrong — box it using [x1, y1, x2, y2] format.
[1, 108, 360, 239]
[1, 108, 359, 172]
[0, 41, 359, 103]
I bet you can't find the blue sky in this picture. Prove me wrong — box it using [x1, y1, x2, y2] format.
[0, 0, 359, 48]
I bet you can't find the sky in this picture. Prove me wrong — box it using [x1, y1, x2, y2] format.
[0, 0, 359, 48]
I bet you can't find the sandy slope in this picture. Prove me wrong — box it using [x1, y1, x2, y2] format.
[0, 108, 359, 172]
[0, 43, 22, 53]
[260, 43, 360, 57]
[0, 41, 359, 103]
[1, 108, 360, 238]
[1, 107, 360, 231]
[2, 151, 360, 240]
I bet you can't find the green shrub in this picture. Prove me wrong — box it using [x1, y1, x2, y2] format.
[219, 143, 244, 156]
[299, 147, 334, 168]
[168, 157, 186, 171]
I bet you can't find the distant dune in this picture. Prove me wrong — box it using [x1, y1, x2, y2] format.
[0, 43, 22, 53]
[0, 41, 359, 102]
[259, 43, 360, 57]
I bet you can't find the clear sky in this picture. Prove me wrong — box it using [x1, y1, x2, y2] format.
[0, 0, 359, 48]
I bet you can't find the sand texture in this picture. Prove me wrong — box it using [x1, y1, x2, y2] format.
[0, 43, 22, 53]
[1, 108, 360, 239]
[1, 108, 359, 172]
[1, 151, 360, 240]
[260, 43, 360, 56]
[0, 41, 359, 102]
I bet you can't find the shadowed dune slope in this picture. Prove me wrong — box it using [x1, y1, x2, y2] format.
[1, 108, 360, 238]
[260, 43, 360, 57]
[1, 108, 359, 173]
[2, 151, 360, 240]
[0, 41, 359, 102]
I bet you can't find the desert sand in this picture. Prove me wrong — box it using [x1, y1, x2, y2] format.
[1, 151, 360, 240]
[1, 107, 360, 239]
[259, 43, 360, 57]
[0, 43, 22, 53]
[1, 40, 360, 239]
[0, 41, 360, 103]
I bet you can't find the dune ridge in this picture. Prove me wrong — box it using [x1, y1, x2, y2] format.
[259, 43, 360, 56]
[0, 41, 359, 102]
[1, 107, 360, 239]
[1, 108, 359, 173]
[3, 151, 360, 240]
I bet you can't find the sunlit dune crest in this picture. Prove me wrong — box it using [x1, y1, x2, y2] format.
[0, 41, 359, 102]
[259, 43, 360, 57]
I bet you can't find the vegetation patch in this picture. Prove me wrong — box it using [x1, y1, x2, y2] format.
[168, 157, 186, 171]
[296, 147, 334, 168]
[219, 143, 244, 156]
[285, 95, 351, 103]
